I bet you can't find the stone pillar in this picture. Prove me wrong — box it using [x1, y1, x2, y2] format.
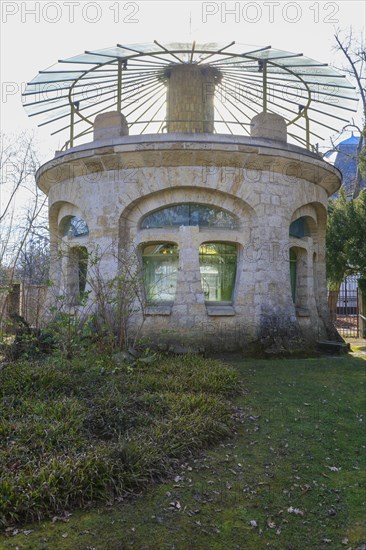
[250, 112, 287, 142]
[165, 65, 222, 133]
[93, 111, 129, 142]
[172, 226, 205, 325]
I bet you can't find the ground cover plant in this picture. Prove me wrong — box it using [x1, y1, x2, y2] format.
[1, 352, 365, 549]
[0, 352, 240, 529]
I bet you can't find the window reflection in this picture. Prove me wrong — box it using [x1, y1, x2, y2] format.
[141, 204, 238, 229]
[289, 217, 310, 238]
[60, 216, 89, 238]
[142, 243, 179, 304]
[199, 243, 237, 302]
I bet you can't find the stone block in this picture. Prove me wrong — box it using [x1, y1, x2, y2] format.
[94, 111, 129, 141]
[250, 112, 287, 143]
[145, 306, 172, 316]
[207, 306, 236, 316]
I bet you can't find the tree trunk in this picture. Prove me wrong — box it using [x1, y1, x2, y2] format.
[328, 289, 340, 322]
[358, 279, 366, 338]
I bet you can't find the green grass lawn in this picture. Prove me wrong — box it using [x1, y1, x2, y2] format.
[1, 352, 365, 549]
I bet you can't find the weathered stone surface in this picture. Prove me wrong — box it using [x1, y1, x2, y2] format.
[93, 111, 129, 141]
[316, 340, 350, 354]
[166, 65, 221, 133]
[207, 306, 235, 316]
[145, 306, 171, 316]
[251, 112, 287, 142]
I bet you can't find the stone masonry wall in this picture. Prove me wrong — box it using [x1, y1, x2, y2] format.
[166, 65, 221, 133]
[38, 134, 341, 352]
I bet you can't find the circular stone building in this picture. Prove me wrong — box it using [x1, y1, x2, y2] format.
[24, 42, 359, 352]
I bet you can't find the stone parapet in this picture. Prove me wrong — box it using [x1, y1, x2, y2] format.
[40, 134, 341, 196]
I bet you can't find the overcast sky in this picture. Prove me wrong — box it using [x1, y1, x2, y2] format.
[1, 0, 365, 163]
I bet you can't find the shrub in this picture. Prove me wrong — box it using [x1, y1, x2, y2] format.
[0, 352, 241, 528]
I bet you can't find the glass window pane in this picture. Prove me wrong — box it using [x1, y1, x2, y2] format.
[142, 243, 178, 304]
[60, 216, 89, 238]
[199, 243, 237, 302]
[141, 204, 238, 229]
[169, 205, 190, 226]
[289, 217, 310, 238]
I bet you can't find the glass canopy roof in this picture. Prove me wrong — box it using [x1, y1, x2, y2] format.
[22, 41, 358, 151]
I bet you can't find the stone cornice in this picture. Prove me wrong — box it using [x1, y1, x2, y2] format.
[36, 133, 341, 196]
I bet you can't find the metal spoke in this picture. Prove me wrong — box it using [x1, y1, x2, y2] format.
[205, 45, 272, 66]
[23, 41, 358, 150]
[220, 79, 325, 140]
[119, 44, 177, 64]
[209, 51, 303, 68]
[196, 41, 235, 65]
[224, 71, 357, 123]
[221, 69, 358, 104]
[139, 94, 166, 133]
[153, 40, 185, 64]
[221, 70, 355, 94]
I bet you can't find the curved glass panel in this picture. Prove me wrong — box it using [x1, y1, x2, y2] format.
[142, 243, 178, 304]
[199, 243, 237, 302]
[141, 204, 238, 229]
[23, 42, 357, 150]
[23, 41, 358, 149]
[60, 216, 89, 238]
[289, 217, 310, 238]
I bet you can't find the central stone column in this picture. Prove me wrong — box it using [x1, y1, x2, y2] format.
[165, 64, 221, 133]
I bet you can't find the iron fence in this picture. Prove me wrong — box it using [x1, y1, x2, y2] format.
[334, 275, 360, 338]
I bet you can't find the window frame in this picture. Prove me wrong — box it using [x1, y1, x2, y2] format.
[199, 241, 238, 304]
[59, 215, 89, 239]
[141, 242, 179, 305]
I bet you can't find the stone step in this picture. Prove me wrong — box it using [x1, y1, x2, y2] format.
[316, 340, 350, 354]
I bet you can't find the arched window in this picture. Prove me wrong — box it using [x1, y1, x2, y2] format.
[289, 248, 297, 303]
[60, 216, 89, 238]
[141, 204, 238, 229]
[142, 243, 179, 304]
[289, 217, 310, 238]
[199, 243, 237, 302]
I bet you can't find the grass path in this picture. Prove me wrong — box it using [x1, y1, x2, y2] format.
[1, 353, 365, 550]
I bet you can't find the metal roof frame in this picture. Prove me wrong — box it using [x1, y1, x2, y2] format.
[22, 41, 359, 151]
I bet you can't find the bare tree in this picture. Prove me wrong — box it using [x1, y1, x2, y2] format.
[332, 28, 366, 197]
[0, 132, 49, 326]
[16, 233, 50, 285]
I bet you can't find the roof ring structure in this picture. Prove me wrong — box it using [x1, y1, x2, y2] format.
[22, 41, 358, 152]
